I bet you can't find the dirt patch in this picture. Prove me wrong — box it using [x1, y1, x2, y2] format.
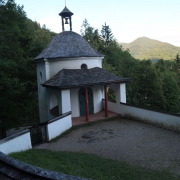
[79, 129, 119, 143]
[36, 118, 180, 176]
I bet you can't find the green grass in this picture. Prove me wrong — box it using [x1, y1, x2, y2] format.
[10, 149, 179, 180]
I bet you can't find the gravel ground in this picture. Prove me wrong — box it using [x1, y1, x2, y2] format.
[36, 118, 180, 176]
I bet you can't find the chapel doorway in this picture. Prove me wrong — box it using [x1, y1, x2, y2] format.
[79, 88, 93, 116]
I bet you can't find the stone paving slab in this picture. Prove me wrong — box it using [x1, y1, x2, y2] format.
[36, 118, 180, 176]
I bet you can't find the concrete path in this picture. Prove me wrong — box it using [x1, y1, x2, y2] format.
[36, 118, 180, 176]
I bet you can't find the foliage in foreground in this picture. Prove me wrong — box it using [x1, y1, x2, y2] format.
[10, 149, 178, 180]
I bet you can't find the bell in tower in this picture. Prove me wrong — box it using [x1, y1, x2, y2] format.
[59, 6, 74, 32]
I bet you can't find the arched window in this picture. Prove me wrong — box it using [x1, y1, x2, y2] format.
[108, 88, 116, 102]
[81, 63, 88, 69]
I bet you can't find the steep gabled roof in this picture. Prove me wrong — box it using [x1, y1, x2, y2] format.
[42, 67, 130, 89]
[34, 31, 104, 60]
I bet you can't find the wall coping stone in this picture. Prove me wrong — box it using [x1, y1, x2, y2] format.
[48, 111, 71, 124]
[0, 129, 30, 145]
[120, 102, 180, 117]
[29, 111, 72, 129]
[0, 151, 89, 180]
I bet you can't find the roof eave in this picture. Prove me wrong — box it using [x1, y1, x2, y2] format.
[34, 55, 104, 62]
[42, 79, 130, 90]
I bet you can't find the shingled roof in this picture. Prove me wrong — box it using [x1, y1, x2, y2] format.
[42, 67, 130, 89]
[59, 6, 73, 17]
[34, 31, 104, 60]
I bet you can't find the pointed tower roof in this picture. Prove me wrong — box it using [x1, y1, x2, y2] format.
[59, 6, 73, 17]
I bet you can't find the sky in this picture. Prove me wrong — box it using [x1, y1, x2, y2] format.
[15, 0, 180, 47]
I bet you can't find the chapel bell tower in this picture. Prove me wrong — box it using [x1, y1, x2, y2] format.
[59, 6, 74, 32]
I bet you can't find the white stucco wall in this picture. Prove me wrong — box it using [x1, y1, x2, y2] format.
[48, 57, 102, 78]
[0, 131, 32, 155]
[92, 86, 103, 113]
[103, 100, 180, 131]
[70, 88, 80, 117]
[61, 90, 71, 114]
[103, 100, 120, 113]
[120, 104, 180, 129]
[36, 57, 103, 122]
[47, 115, 72, 141]
[108, 84, 120, 103]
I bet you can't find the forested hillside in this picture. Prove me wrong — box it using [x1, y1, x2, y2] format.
[120, 37, 180, 60]
[0, 0, 180, 139]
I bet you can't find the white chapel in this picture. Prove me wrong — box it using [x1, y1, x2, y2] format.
[34, 6, 129, 123]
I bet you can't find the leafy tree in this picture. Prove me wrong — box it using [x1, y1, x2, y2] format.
[0, 0, 30, 137]
[135, 60, 165, 109]
[102, 59, 118, 75]
[162, 72, 180, 113]
[81, 19, 102, 51]
[173, 54, 180, 73]
[80, 19, 90, 36]
[173, 54, 180, 87]
[101, 22, 113, 47]
[107, 88, 116, 102]
[0, 0, 56, 138]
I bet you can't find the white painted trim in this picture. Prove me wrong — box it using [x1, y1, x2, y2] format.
[46, 57, 104, 62]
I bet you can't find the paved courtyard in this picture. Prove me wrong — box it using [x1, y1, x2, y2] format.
[36, 118, 180, 176]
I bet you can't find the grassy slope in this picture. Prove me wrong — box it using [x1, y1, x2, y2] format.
[120, 37, 180, 60]
[10, 149, 179, 180]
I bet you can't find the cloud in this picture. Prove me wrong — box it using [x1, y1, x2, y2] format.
[37, 15, 61, 33]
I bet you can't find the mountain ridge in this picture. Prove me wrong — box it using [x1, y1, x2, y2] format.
[119, 37, 180, 60]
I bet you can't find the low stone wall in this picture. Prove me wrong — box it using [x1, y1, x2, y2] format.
[47, 112, 72, 141]
[103, 100, 180, 131]
[0, 130, 32, 155]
